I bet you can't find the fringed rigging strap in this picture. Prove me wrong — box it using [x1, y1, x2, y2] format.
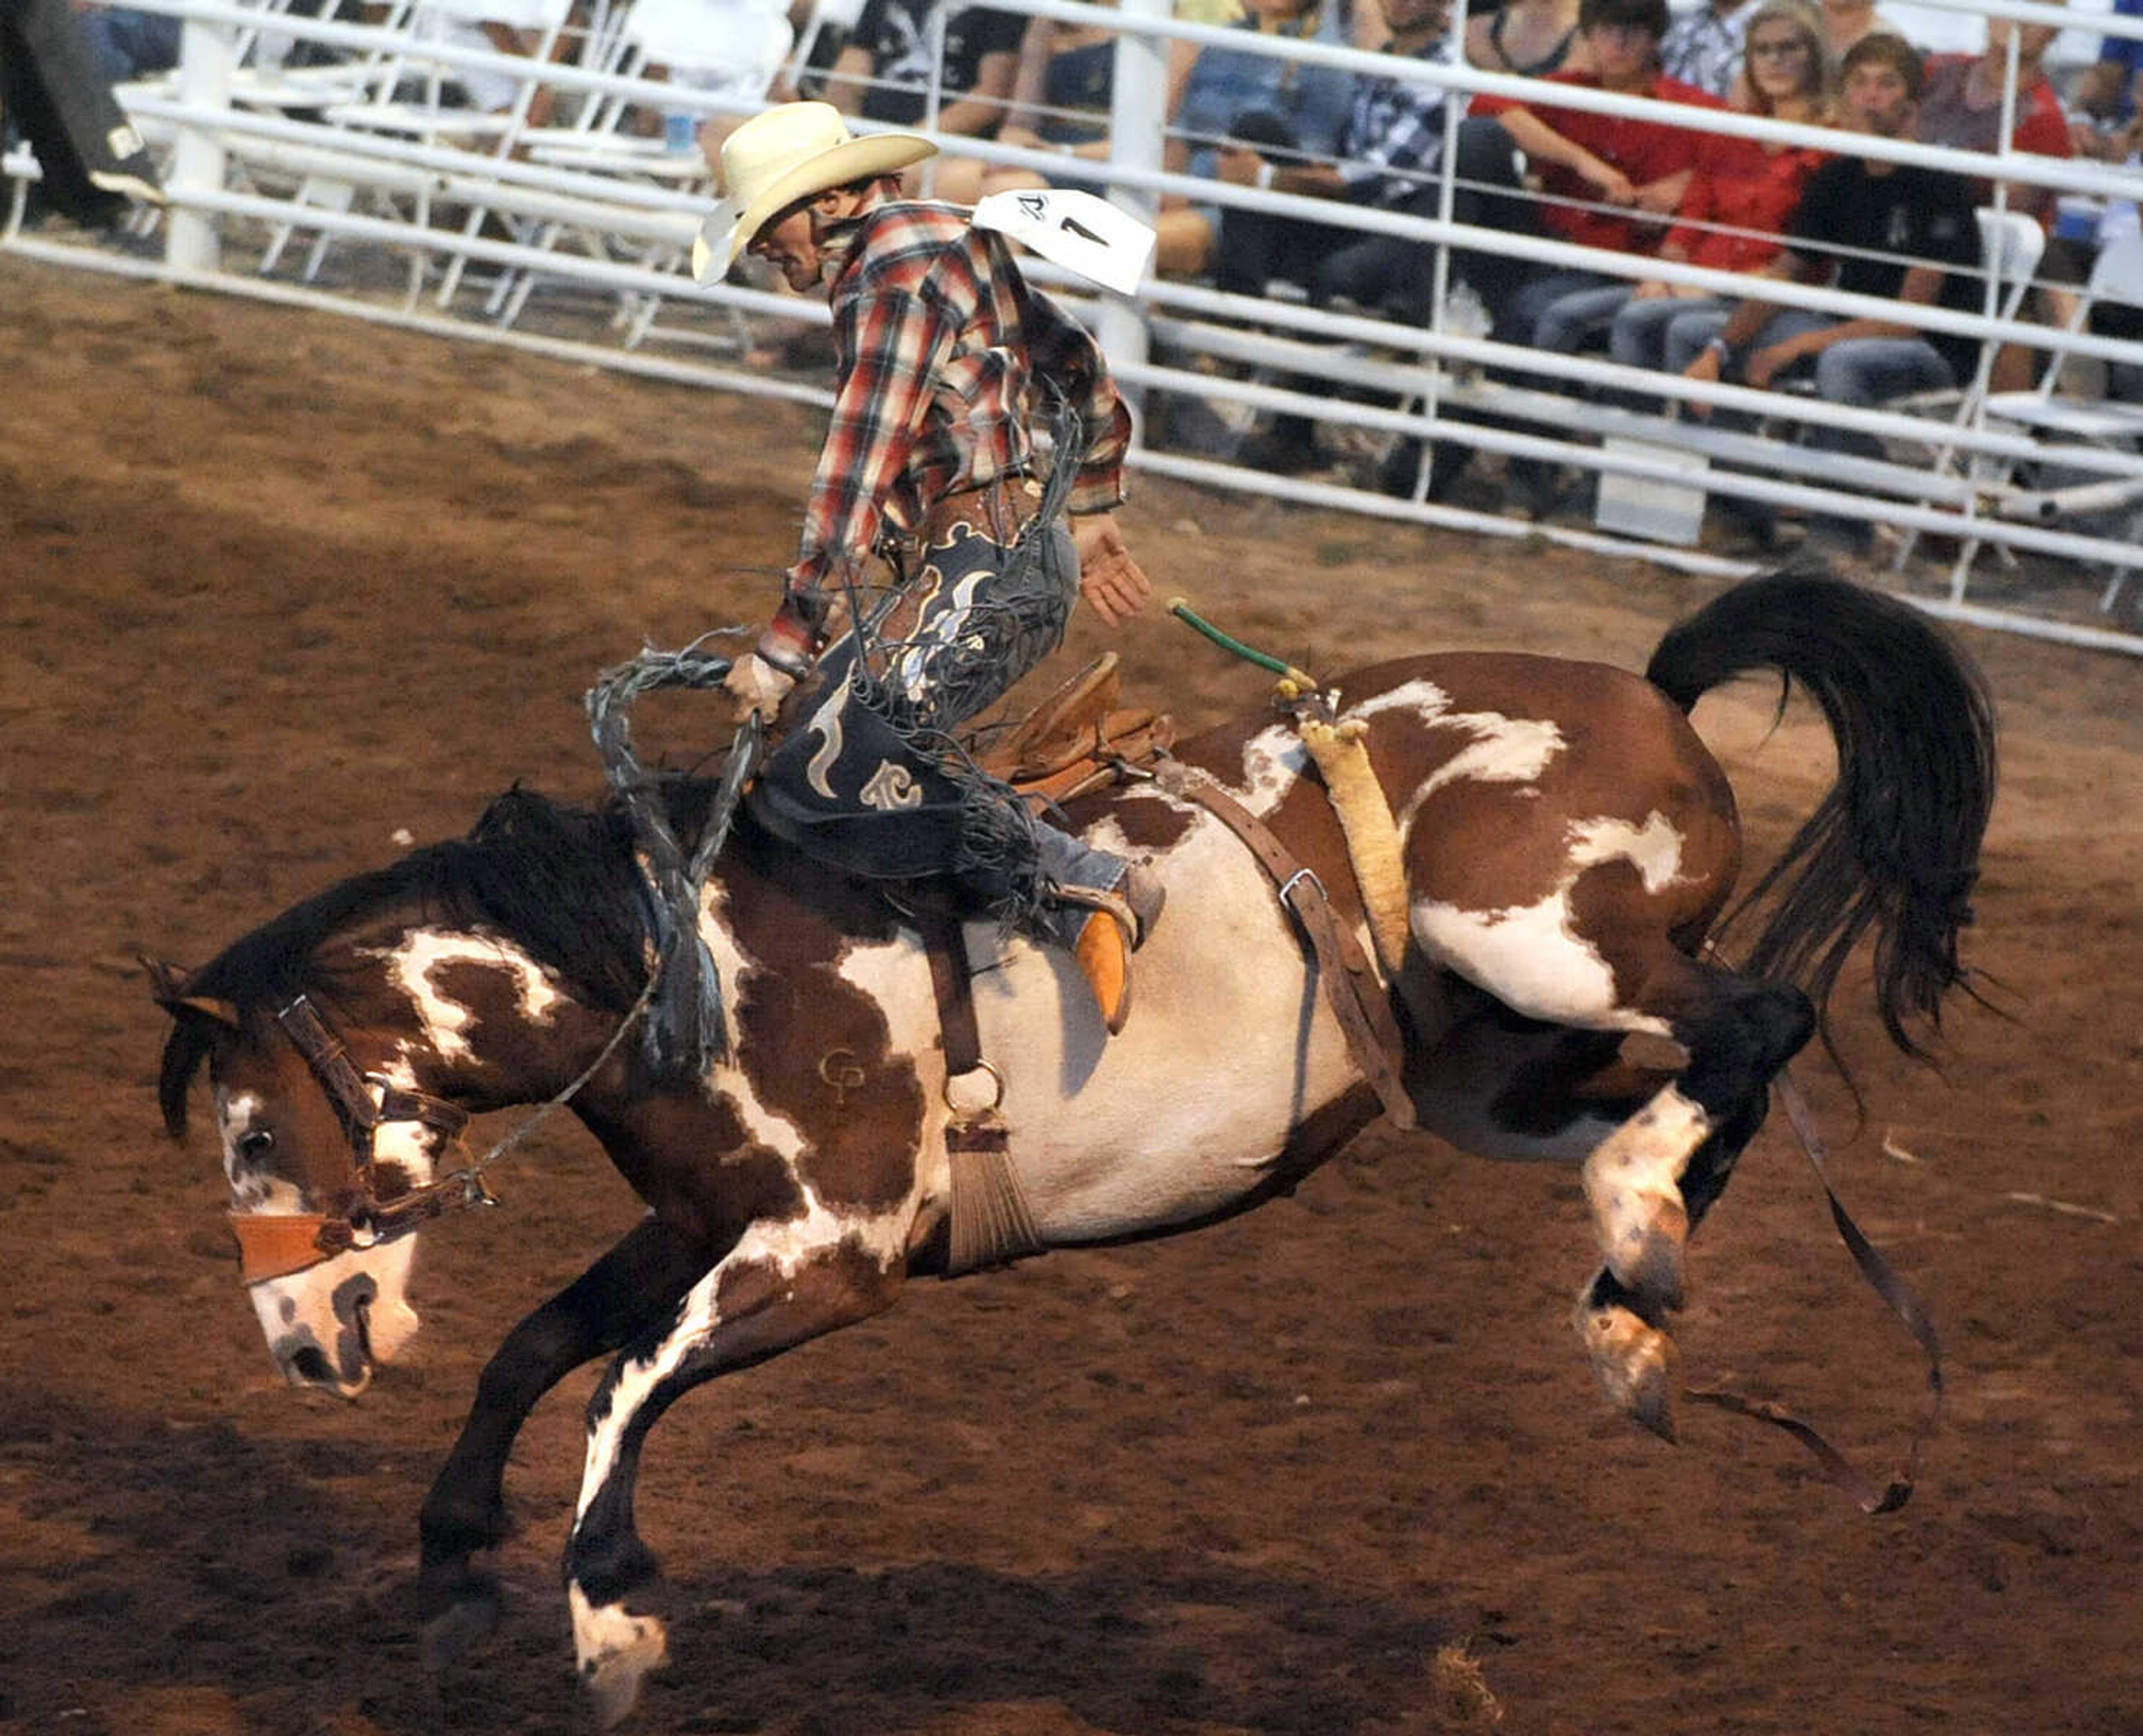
[586, 629, 757, 1078]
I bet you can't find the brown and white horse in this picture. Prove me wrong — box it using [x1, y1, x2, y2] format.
[152, 570, 1993, 1725]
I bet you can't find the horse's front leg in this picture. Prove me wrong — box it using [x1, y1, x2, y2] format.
[418, 1214, 713, 1661]
[565, 1217, 908, 1728]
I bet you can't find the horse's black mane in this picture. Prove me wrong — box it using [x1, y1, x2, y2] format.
[194, 783, 721, 1014]
[159, 782, 721, 1132]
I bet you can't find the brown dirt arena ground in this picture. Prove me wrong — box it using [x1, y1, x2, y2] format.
[2, 254, 2140, 1736]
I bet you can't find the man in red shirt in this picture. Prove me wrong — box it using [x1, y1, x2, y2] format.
[1469, 0, 1724, 338]
[697, 103, 1161, 1032]
[1409, 0, 1723, 509]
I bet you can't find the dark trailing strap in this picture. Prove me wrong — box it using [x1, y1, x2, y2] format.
[1686, 1064, 1943, 1515]
[1157, 762, 1415, 1129]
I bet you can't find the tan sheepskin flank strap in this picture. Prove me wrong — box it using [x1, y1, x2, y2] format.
[1294, 716, 1412, 980]
[1158, 763, 1415, 1131]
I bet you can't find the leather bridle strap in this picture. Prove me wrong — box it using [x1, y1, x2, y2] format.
[227, 996, 477, 1285]
[1158, 763, 1415, 1131]
[276, 994, 387, 1167]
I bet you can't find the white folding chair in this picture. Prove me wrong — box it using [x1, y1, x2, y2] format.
[1943, 228, 2143, 608]
[488, 0, 790, 339]
[1885, 206, 2046, 569]
[256, 0, 569, 291]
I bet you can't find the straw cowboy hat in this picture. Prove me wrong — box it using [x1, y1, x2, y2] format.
[692, 102, 935, 283]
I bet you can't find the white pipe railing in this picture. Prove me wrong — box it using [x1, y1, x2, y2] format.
[4, 0, 2137, 652]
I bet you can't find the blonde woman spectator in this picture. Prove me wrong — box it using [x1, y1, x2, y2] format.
[1608, 0, 1833, 371]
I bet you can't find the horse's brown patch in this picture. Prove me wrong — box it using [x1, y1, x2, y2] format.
[588, 1089, 808, 1249]
[721, 854, 925, 1215]
[1080, 784, 1197, 853]
[709, 1234, 902, 1335]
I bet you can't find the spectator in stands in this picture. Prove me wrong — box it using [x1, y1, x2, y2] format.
[823, 0, 1026, 199]
[1677, 32, 1981, 552]
[1659, 0, 1752, 97]
[1465, 0, 1592, 78]
[1200, 0, 1459, 472]
[1817, 0, 1891, 61]
[1608, 0, 1832, 375]
[1003, 9, 1121, 151]
[1920, 12, 2078, 387]
[1454, 0, 1722, 509]
[1919, 12, 2072, 230]
[2070, 0, 2142, 156]
[1159, 0, 1375, 275]
[1469, 0, 1724, 344]
[70, 2, 177, 84]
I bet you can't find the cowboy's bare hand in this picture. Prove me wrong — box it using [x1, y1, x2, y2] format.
[1073, 512, 1152, 629]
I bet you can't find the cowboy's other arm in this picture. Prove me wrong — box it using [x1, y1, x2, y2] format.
[1024, 289, 1149, 624]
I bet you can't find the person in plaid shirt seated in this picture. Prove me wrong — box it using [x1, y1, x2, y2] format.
[1205, 0, 1460, 474]
[695, 102, 1161, 1034]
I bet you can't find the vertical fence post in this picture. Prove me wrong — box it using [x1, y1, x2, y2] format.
[1103, 0, 1168, 426]
[166, 8, 233, 274]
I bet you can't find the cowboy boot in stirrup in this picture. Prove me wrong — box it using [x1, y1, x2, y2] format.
[1064, 864, 1165, 1035]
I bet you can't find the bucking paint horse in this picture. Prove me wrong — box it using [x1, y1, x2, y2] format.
[151, 570, 1993, 1725]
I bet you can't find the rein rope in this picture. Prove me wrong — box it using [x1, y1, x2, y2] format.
[251, 638, 765, 1280]
[586, 628, 763, 1077]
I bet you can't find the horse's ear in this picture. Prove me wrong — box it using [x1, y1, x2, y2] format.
[142, 956, 242, 1030]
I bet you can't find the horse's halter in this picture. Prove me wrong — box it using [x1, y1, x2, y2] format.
[225, 995, 479, 1285]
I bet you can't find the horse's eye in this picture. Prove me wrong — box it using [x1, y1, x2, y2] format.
[236, 1129, 276, 1161]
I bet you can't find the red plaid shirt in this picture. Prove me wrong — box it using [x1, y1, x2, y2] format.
[787, 200, 1133, 604]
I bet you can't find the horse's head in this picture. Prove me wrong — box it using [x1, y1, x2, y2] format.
[149, 958, 462, 1397]
[148, 787, 710, 1396]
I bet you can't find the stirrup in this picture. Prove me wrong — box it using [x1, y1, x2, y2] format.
[1056, 864, 1165, 950]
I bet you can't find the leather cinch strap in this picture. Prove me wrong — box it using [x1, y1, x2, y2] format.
[924, 915, 1045, 1277]
[1157, 762, 1415, 1130]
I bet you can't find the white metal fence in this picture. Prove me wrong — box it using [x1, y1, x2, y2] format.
[6, 0, 2140, 651]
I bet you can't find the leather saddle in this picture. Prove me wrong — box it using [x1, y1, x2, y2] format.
[972, 652, 1175, 807]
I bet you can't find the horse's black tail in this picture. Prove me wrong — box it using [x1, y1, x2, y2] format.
[1645, 566, 1998, 1057]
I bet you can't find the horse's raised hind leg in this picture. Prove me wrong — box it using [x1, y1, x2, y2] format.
[565, 1223, 907, 1728]
[416, 1215, 713, 1665]
[1577, 971, 1813, 1437]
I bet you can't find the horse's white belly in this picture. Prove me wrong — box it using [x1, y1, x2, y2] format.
[969, 822, 1365, 1242]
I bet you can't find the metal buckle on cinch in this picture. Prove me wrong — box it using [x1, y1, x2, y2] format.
[1279, 867, 1327, 911]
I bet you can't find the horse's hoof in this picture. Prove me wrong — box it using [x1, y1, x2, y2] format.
[420, 1580, 503, 1670]
[1577, 1297, 1679, 1443]
[572, 1589, 670, 1730]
